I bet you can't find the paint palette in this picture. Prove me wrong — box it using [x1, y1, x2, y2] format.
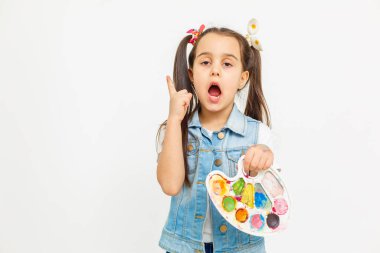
[205, 155, 290, 236]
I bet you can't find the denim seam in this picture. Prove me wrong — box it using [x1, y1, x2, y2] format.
[254, 121, 259, 144]
[182, 185, 188, 236]
[173, 185, 184, 231]
[160, 229, 204, 249]
[243, 114, 247, 136]
[233, 237, 265, 252]
[160, 229, 264, 253]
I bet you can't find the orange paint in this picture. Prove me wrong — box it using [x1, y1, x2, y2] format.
[212, 178, 228, 196]
[235, 208, 248, 223]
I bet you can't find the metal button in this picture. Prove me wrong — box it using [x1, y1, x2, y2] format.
[219, 224, 228, 233]
[214, 159, 222, 167]
[217, 132, 225, 139]
[187, 144, 194, 151]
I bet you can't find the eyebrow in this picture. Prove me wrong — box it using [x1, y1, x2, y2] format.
[196, 52, 239, 61]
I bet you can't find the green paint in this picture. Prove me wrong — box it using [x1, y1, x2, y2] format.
[222, 196, 236, 212]
[232, 178, 245, 195]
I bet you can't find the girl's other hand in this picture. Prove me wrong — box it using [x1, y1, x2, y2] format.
[243, 144, 274, 177]
[166, 75, 192, 123]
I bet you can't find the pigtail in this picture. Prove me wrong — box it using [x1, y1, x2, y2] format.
[174, 34, 194, 188]
[156, 34, 197, 188]
[244, 46, 272, 128]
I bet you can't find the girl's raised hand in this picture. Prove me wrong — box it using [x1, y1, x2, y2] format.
[243, 144, 274, 177]
[166, 75, 192, 123]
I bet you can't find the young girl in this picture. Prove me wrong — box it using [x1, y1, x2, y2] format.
[156, 19, 279, 253]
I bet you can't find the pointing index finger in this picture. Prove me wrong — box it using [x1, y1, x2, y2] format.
[166, 75, 177, 96]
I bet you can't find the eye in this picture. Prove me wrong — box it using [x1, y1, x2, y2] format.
[224, 62, 233, 67]
[201, 61, 210, 65]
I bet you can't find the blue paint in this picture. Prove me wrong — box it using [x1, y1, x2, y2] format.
[255, 192, 268, 209]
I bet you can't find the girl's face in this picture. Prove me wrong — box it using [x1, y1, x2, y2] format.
[188, 33, 249, 112]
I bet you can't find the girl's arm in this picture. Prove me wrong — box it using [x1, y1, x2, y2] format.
[157, 118, 185, 196]
[156, 76, 192, 196]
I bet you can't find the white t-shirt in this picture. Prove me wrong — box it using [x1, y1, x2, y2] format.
[156, 122, 281, 242]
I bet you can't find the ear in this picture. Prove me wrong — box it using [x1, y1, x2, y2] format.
[239, 70, 249, 90]
[188, 68, 194, 83]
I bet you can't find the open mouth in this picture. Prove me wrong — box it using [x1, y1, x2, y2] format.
[208, 83, 222, 98]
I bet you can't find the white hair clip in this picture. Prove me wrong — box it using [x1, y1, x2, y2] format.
[245, 18, 263, 51]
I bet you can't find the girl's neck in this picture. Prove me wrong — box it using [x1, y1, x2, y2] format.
[198, 103, 234, 131]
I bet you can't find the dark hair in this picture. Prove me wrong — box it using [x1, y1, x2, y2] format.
[156, 26, 271, 187]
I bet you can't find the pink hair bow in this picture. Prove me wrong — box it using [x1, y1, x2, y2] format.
[187, 24, 205, 45]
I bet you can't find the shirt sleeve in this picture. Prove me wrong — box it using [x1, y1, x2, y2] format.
[156, 125, 166, 162]
[257, 122, 282, 172]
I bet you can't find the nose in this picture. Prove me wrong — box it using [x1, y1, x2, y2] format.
[211, 66, 220, 77]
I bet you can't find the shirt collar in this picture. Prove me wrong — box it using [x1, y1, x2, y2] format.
[188, 103, 247, 136]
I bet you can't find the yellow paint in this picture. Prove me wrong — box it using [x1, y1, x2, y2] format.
[241, 183, 254, 208]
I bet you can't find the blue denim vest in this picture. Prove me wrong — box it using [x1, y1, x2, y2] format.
[159, 103, 266, 253]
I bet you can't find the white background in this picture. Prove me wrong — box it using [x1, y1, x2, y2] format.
[1, 0, 380, 252]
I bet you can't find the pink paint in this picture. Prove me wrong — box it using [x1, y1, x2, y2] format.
[250, 214, 264, 230]
[274, 198, 288, 215]
[262, 171, 284, 198]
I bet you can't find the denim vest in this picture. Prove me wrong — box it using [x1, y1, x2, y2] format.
[159, 103, 266, 253]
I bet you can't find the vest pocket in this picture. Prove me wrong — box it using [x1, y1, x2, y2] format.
[238, 230, 250, 244]
[226, 147, 248, 177]
[249, 234, 264, 243]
